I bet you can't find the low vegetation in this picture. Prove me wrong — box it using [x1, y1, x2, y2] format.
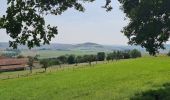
[1, 56, 170, 100]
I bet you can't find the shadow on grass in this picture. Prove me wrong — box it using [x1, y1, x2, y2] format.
[131, 83, 170, 100]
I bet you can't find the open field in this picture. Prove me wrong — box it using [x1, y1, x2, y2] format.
[1, 56, 170, 100]
[21, 50, 98, 58]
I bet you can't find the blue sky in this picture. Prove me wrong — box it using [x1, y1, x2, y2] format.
[0, 0, 129, 45]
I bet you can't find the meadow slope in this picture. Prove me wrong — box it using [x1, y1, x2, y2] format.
[1, 56, 170, 100]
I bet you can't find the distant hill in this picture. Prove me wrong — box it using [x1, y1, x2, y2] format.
[72, 42, 105, 51]
[0, 42, 170, 53]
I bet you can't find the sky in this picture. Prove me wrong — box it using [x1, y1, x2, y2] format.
[0, 0, 129, 45]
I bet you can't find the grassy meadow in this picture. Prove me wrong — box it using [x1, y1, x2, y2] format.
[21, 50, 98, 58]
[1, 56, 170, 100]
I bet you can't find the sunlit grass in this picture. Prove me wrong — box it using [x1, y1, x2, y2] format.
[1, 56, 170, 100]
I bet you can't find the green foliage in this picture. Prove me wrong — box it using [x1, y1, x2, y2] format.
[57, 55, 67, 64]
[67, 55, 76, 64]
[34, 55, 40, 61]
[106, 50, 141, 61]
[0, 0, 112, 49]
[97, 52, 105, 61]
[118, 0, 170, 55]
[122, 50, 131, 59]
[82, 54, 97, 65]
[76, 56, 84, 63]
[106, 53, 112, 61]
[40, 59, 51, 72]
[115, 51, 123, 60]
[130, 49, 142, 58]
[131, 83, 170, 100]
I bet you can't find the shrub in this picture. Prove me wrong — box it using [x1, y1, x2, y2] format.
[130, 49, 142, 58]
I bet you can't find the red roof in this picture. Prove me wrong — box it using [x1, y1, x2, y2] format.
[0, 65, 26, 70]
[0, 58, 28, 66]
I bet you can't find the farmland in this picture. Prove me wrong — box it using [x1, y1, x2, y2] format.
[21, 50, 99, 58]
[1, 56, 170, 100]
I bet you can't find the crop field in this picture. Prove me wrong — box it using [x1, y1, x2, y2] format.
[1, 56, 170, 100]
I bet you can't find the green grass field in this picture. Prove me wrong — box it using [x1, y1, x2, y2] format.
[1, 56, 170, 100]
[21, 50, 98, 58]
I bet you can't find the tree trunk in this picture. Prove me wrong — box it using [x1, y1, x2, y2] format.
[30, 66, 32, 73]
[89, 62, 91, 66]
[45, 68, 47, 72]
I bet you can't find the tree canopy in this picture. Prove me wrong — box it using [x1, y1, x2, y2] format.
[0, 0, 111, 49]
[1, 0, 170, 55]
[118, 0, 170, 55]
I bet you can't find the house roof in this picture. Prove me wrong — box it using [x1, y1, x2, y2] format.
[0, 65, 27, 70]
[0, 58, 28, 66]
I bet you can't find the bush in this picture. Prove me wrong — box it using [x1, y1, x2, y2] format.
[57, 55, 67, 64]
[130, 49, 142, 58]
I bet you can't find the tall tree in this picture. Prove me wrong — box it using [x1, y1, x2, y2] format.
[0, 0, 111, 49]
[118, 0, 170, 55]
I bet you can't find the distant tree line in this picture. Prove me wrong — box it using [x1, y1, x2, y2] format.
[39, 49, 141, 71]
[106, 49, 142, 62]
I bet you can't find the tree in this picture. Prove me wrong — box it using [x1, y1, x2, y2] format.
[130, 49, 142, 58]
[27, 56, 34, 73]
[111, 51, 117, 61]
[34, 55, 40, 61]
[76, 56, 83, 64]
[75, 56, 82, 66]
[67, 55, 75, 64]
[118, 0, 170, 55]
[115, 51, 123, 60]
[40, 59, 50, 72]
[106, 53, 112, 62]
[55, 59, 62, 68]
[97, 52, 105, 61]
[57, 55, 67, 64]
[82, 55, 96, 66]
[122, 50, 131, 59]
[0, 0, 111, 49]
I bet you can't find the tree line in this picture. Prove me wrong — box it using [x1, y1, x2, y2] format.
[38, 49, 141, 72]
